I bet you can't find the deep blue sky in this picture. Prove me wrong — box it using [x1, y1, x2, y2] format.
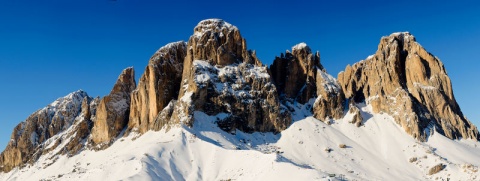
[1, 0, 479, 150]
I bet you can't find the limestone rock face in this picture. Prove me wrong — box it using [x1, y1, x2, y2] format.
[270, 43, 345, 122]
[174, 19, 291, 133]
[270, 43, 321, 104]
[0, 90, 95, 172]
[91, 67, 136, 146]
[338, 32, 479, 141]
[127, 41, 187, 134]
[313, 69, 345, 121]
[186, 19, 261, 67]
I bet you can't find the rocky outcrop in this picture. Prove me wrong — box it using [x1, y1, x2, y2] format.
[184, 19, 261, 67]
[62, 97, 96, 155]
[174, 19, 290, 133]
[313, 69, 345, 121]
[91, 67, 136, 147]
[338, 32, 479, 141]
[347, 102, 363, 127]
[127, 41, 187, 134]
[0, 90, 97, 172]
[270, 43, 345, 122]
[270, 43, 321, 104]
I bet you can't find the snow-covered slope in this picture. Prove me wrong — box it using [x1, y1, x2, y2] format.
[2, 104, 479, 181]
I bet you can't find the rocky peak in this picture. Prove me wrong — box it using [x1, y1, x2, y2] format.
[0, 90, 95, 172]
[185, 19, 260, 67]
[128, 41, 187, 134]
[270, 42, 344, 122]
[338, 32, 479, 141]
[193, 19, 237, 38]
[170, 19, 291, 133]
[270, 42, 321, 104]
[91, 67, 136, 147]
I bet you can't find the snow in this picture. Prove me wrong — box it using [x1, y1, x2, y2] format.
[292, 42, 310, 52]
[29, 132, 38, 146]
[191, 60, 271, 103]
[193, 19, 237, 38]
[414, 82, 437, 90]
[317, 69, 340, 94]
[3, 101, 480, 180]
[110, 98, 128, 113]
[366, 54, 374, 60]
[192, 60, 216, 85]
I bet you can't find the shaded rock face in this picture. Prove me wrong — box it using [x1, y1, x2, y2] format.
[270, 43, 345, 122]
[338, 32, 479, 141]
[0, 91, 98, 172]
[270, 43, 321, 104]
[91, 67, 136, 146]
[127, 41, 187, 134]
[173, 19, 291, 133]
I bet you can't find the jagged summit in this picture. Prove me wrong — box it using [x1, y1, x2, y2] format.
[91, 67, 136, 147]
[0, 89, 96, 172]
[193, 19, 237, 38]
[338, 32, 479, 141]
[184, 18, 260, 67]
[386, 31, 412, 37]
[291, 42, 311, 53]
[45, 89, 87, 111]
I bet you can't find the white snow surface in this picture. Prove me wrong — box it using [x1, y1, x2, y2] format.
[2, 103, 480, 180]
[292, 42, 310, 51]
[193, 19, 236, 38]
[317, 69, 341, 94]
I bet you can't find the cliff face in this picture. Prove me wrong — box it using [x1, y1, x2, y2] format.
[270, 43, 345, 122]
[91, 67, 136, 147]
[270, 43, 321, 104]
[127, 42, 187, 134]
[338, 32, 479, 141]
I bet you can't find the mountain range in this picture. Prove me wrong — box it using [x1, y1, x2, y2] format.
[1, 19, 479, 181]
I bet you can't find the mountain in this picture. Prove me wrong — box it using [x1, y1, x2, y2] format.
[1, 19, 479, 181]
[338, 32, 478, 141]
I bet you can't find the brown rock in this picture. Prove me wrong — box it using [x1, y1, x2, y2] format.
[313, 69, 345, 121]
[91, 67, 136, 146]
[270, 43, 344, 122]
[428, 163, 445, 175]
[0, 90, 90, 172]
[175, 19, 291, 133]
[64, 97, 96, 155]
[348, 102, 363, 127]
[127, 41, 187, 134]
[270, 43, 320, 104]
[338, 32, 479, 141]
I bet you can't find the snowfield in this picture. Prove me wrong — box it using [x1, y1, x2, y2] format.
[1, 104, 479, 181]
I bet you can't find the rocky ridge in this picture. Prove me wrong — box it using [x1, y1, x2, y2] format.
[0, 20, 478, 173]
[0, 91, 97, 172]
[338, 32, 479, 141]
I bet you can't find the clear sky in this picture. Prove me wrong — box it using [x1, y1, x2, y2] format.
[1, 0, 479, 150]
